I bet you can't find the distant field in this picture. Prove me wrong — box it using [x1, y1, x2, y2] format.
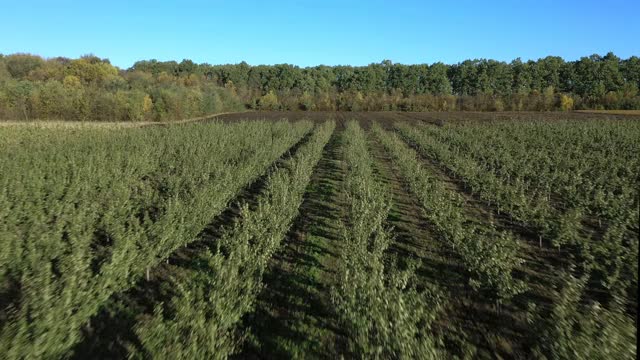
[215, 110, 640, 124]
[0, 120, 145, 128]
[3, 110, 639, 128]
[0, 111, 245, 128]
[1, 112, 637, 359]
[576, 109, 640, 115]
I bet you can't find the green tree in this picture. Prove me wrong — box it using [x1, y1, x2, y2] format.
[5, 54, 45, 78]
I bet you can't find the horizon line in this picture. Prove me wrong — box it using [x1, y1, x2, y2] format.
[1, 50, 635, 70]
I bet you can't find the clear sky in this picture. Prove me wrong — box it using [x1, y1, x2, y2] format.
[1, 0, 638, 69]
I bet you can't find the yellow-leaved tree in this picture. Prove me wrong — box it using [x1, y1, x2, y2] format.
[560, 94, 574, 111]
[258, 90, 279, 110]
[143, 94, 154, 120]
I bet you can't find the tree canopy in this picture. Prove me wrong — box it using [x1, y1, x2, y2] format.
[0, 52, 638, 121]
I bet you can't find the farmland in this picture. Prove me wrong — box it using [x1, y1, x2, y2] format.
[0, 111, 638, 359]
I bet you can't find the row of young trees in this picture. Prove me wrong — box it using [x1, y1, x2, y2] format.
[394, 121, 637, 358]
[381, 121, 636, 358]
[397, 121, 639, 300]
[0, 121, 312, 358]
[332, 121, 442, 358]
[1, 52, 638, 120]
[135, 121, 335, 359]
[372, 124, 526, 304]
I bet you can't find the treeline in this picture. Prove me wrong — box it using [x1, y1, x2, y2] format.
[0, 54, 244, 121]
[1, 53, 639, 121]
[132, 53, 640, 111]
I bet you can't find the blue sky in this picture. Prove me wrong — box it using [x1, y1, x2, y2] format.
[1, 0, 638, 69]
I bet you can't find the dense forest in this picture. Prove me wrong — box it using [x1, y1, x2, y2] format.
[0, 52, 638, 121]
[0, 54, 244, 121]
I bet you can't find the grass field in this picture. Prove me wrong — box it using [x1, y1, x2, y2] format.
[0, 112, 637, 359]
